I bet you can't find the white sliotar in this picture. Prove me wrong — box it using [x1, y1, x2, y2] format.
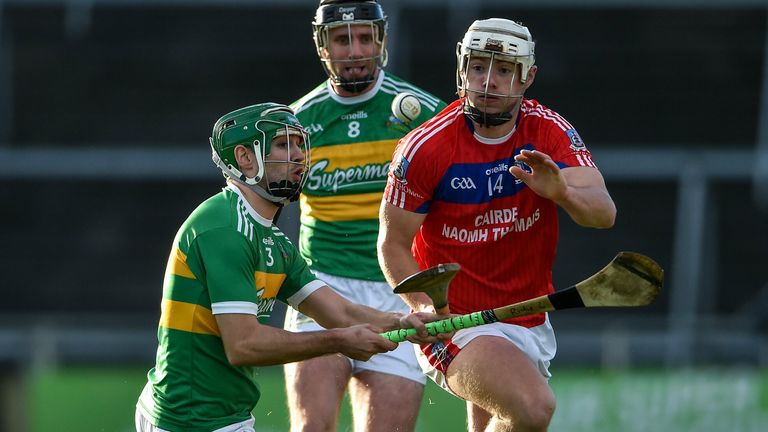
[391, 92, 422, 124]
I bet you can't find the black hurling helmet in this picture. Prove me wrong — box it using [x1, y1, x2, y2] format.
[313, 0, 388, 93]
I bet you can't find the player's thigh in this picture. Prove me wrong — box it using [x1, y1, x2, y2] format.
[284, 354, 352, 409]
[349, 371, 423, 431]
[446, 336, 554, 419]
[348, 339, 425, 426]
[349, 370, 424, 408]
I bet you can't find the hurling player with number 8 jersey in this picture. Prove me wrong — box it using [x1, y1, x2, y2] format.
[282, 1, 447, 431]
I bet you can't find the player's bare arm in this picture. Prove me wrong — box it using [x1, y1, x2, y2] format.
[377, 202, 440, 313]
[216, 313, 396, 365]
[558, 167, 616, 228]
[510, 149, 616, 228]
[297, 285, 446, 343]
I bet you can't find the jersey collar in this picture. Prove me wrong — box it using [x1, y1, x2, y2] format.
[226, 184, 273, 227]
[473, 126, 516, 145]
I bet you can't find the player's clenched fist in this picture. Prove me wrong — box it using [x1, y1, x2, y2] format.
[334, 324, 398, 361]
[398, 311, 455, 344]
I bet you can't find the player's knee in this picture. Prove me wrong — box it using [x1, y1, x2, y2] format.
[290, 417, 336, 432]
[520, 406, 554, 431]
[512, 393, 555, 432]
[288, 404, 338, 432]
[494, 390, 554, 432]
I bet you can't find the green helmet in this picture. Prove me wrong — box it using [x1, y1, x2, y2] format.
[210, 103, 310, 203]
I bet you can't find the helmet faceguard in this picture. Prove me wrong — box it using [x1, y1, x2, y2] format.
[210, 103, 311, 205]
[313, 0, 388, 94]
[456, 18, 535, 127]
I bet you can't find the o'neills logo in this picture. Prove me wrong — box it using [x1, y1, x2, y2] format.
[306, 159, 390, 192]
[341, 110, 368, 120]
[485, 162, 509, 175]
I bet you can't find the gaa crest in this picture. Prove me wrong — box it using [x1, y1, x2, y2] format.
[566, 129, 586, 151]
[391, 155, 409, 184]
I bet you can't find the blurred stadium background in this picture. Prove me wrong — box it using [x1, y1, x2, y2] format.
[1, 0, 767, 430]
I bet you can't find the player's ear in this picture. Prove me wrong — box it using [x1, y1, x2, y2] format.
[234, 144, 254, 170]
[522, 65, 538, 90]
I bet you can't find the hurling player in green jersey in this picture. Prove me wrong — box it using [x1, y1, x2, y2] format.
[283, 1, 447, 431]
[135, 103, 447, 432]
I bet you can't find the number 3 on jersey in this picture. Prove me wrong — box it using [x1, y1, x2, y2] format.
[488, 174, 504, 196]
[265, 247, 274, 266]
[347, 121, 360, 138]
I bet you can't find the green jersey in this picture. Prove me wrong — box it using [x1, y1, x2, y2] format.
[137, 185, 325, 431]
[292, 71, 446, 281]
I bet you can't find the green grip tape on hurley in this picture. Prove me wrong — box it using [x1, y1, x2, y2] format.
[380, 311, 487, 343]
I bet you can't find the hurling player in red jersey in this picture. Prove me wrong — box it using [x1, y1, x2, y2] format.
[378, 18, 616, 432]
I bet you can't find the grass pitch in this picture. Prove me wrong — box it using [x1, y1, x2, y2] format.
[27, 366, 768, 431]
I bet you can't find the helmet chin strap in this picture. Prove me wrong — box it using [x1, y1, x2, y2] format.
[251, 183, 289, 206]
[229, 175, 293, 207]
[328, 58, 381, 94]
[266, 179, 303, 203]
[462, 96, 522, 128]
[337, 73, 376, 93]
[463, 103, 514, 127]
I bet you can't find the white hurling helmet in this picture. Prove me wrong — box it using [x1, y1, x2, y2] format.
[456, 18, 536, 127]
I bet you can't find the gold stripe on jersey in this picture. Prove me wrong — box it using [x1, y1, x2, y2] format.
[255, 271, 286, 298]
[310, 139, 397, 169]
[160, 299, 220, 336]
[301, 192, 381, 222]
[167, 247, 195, 279]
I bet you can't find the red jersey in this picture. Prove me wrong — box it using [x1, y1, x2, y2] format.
[383, 98, 598, 328]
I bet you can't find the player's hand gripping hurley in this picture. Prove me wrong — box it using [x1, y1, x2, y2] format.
[381, 252, 663, 343]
